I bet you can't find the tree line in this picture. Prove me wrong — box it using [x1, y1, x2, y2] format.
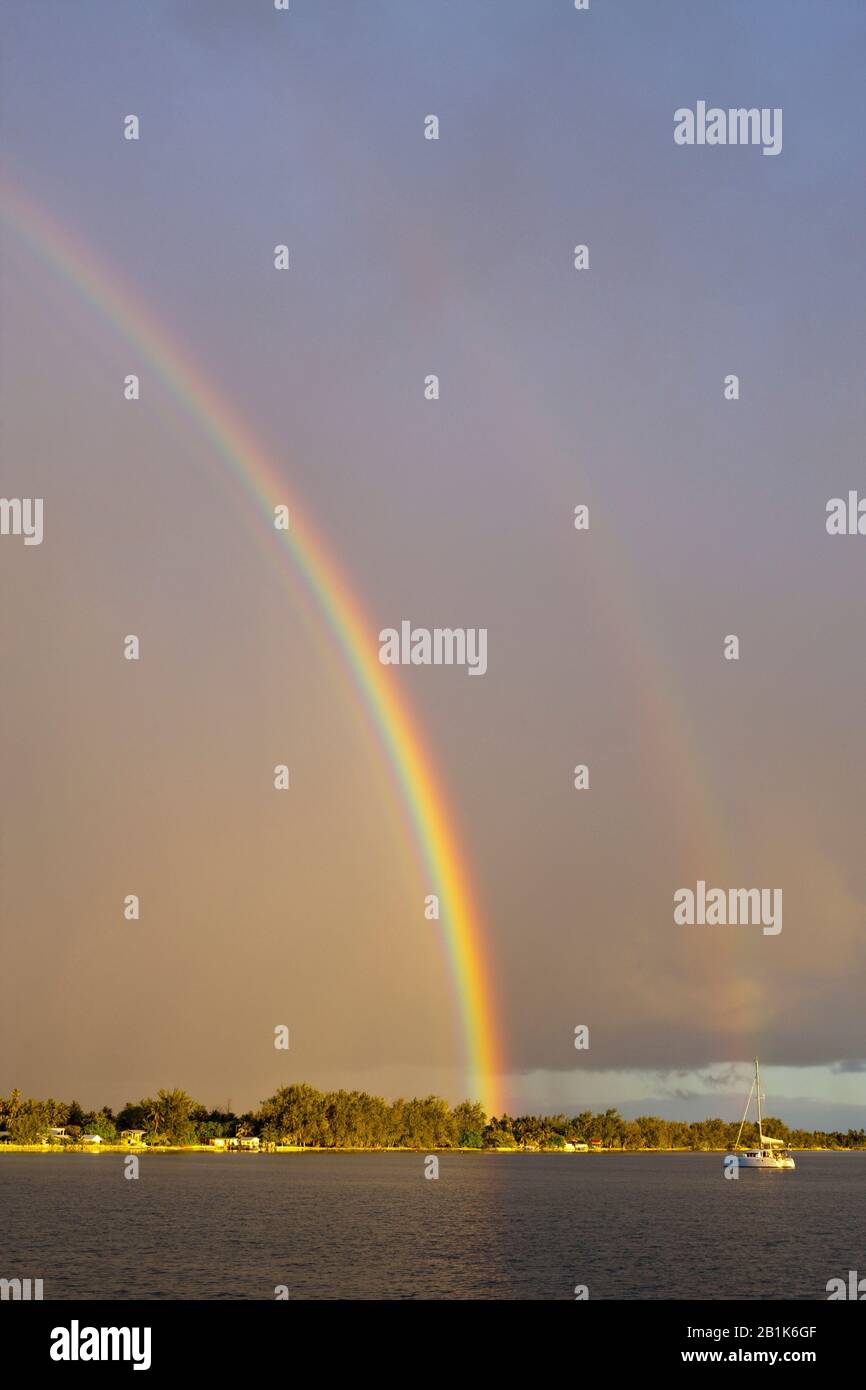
[1, 1085, 863, 1150]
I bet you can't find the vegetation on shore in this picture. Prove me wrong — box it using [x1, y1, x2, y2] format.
[1, 1085, 863, 1151]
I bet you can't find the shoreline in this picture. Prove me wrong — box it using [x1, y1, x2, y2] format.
[0, 1144, 858, 1155]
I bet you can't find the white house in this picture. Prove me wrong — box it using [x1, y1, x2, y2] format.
[210, 1134, 260, 1151]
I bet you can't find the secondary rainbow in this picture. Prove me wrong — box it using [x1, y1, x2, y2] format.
[1, 180, 504, 1116]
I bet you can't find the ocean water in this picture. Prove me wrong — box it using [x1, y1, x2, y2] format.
[1, 1151, 862, 1300]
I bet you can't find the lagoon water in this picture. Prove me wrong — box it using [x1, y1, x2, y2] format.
[2, 1152, 862, 1300]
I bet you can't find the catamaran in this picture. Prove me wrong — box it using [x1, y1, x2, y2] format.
[732, 1057, 795, 1169]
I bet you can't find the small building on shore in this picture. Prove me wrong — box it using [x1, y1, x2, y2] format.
[210, 1134, 260, 1151]
[119, 1130, 146, 1146]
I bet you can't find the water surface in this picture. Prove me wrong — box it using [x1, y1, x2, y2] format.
[2, 1152, 862, 1299]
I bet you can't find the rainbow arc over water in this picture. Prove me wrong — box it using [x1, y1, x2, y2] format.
[1, 181, 505, 1116]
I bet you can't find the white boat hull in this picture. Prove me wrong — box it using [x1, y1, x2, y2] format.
[737, 1150, 796, 1169]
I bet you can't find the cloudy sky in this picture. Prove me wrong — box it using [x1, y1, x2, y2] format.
[1, 0, 864, 1126]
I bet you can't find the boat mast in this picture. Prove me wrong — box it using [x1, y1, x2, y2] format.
[755, 1057, 763, 1143]
[734, 1069, 756, 1150]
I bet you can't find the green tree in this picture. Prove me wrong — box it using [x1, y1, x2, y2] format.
[116, 1101, 148, 1132]
[621, 1120, 642, 1150]
[67, 1100, 86, 1129]
[83, 1109, 117, 1141]
[139, 1089, 199, 1145]
[452, 1100, 487, 1147]
[597, 1108, 625, 1149]
[257, 1084, 323, 1146]
[542, 1132, 567, 1149]
[9, 1105, 50, 1144]
[635, 1115, 668, 1149]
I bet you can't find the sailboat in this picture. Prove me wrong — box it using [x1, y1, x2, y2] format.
[732, 1058, 795, 1169]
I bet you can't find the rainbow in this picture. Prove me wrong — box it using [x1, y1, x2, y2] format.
[1, 181, 505, 1116]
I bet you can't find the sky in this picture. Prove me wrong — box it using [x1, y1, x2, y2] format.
[1, 0, 864, 1127]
